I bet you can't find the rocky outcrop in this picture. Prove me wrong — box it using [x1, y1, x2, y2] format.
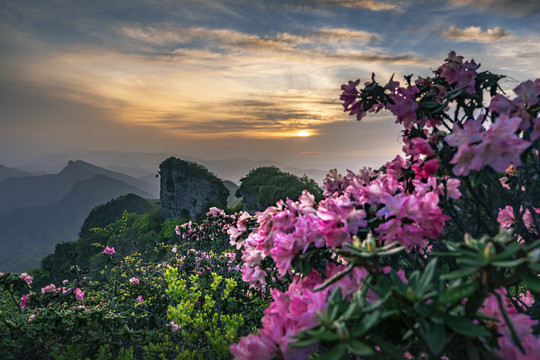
[159, 157, 229, 221]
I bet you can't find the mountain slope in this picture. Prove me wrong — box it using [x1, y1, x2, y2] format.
[0, 160, 159, 212]
[0, 164, 29, 180]
[0, 174, 152, 273]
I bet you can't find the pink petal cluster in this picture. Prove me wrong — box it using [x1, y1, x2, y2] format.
[480, 288, 540, 359]
[497, 205, 540, 233]
[19, 272, 33, 285]
[20, 294, 29, 308]
[170, 321, 180, 331]
[435, 50, 479, 94]
[387, 85, 420, 129]
[231, 266, 367, 360]
[129, 277, 140, 285]
[41, 284, 56, 294]
[74, 288, 84, 301]
[446, 115, 530, 176]
[104, 246, 115, 255]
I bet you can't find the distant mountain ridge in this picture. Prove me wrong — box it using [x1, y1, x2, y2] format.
[0, 174, 152, 272]
[16, 150, 332, 184]
[0, 164, 30, 180]
[0, 160, 158, 213]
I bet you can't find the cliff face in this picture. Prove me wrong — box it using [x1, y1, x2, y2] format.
[159, 157, 229, 221]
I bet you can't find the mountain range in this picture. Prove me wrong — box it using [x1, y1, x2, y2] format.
[13, 150, 332, 184]
[0, 160, 158, 273]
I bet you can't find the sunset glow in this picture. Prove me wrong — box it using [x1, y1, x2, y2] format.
[1, 0, 539, 172]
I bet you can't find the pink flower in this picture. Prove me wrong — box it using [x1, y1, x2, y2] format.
[340, 79, 366, 121]
[104, 246, 115, 255]
[230, 333, 275, 360]
[170, 321, 180, 331]
[497, 206, 515, 228]
[20, 294, 29, 308]
[387, 85, 420, 129]
[41, 284, 56, 294]
[19, 273, 33, 285]
[74, 288, 84, 301]
[129, 277, 140, 285]
[136, 295, 144, 303]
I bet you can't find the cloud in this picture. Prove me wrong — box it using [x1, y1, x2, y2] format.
[119, 25, 420, 67]
[442, 25, 510, 43]
[446, 0, 540, 16]
[274, 0, 402, 11]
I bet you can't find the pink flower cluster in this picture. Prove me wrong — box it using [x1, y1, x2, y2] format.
[480, 288, 540, 359]
[231, 266, 368, 360]
[435, 50, 479, 94]
[497, 205, 540, 234]
[490, 79, 540, 142]
[445, 116, 530, 176]
[74, 288, 84, 301]
[41, 284, 57, 294]
[129, 277, 140, 285]
[20, 294, 30, 308]
[104, 246, 115, 255]
[19, 272, 33, 285]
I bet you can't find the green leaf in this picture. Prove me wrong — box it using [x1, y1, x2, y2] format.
[492, 258, 527, 267]
[289, 336, 320, 349]
[443, 315, 491, 338]
[419, 321, 446, 356]
[345, 339, 374, 356]
[417, 258, 438, 295]
[350, 312, 382, 337]
[321, 343, 346, 360]
[439, 282, 478, 304]
[440, 267, 478, 280]
[523, 271, 540, 292]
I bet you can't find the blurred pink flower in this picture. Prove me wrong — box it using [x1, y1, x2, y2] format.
[19, 273, 33, 285]
[129, 277, 140, 285]
[41, 284, 56, 294]
[74, 288, 84, 301]
[136, 295, 144, 303]
[104, 246, 115, 255]
[20, 294, 29, 308]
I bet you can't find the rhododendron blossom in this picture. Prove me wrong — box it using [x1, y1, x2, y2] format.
[41, 284, 56, 294]
[19, 273, 33, 285]
[74, 288, 84, 301]
[20, 294, 29, 308]
[104, 246, 115, 255]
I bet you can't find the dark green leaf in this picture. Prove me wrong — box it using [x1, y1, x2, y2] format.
[439, 282, 478, 304]
[443, 315, 491, 338]
[440, 267, 478, 280]
[523, 271, 540, 293]
[321, 343, 346, 360]
[345, 339, 374, 356]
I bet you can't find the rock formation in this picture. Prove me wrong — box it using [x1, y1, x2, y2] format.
[159, 157, 229, 220]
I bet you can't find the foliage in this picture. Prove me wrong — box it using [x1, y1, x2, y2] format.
[228, 52, 540, 359]
[79, 194, 158, 237]
[235, 166, 323, 213]
[0, 207, 267, 359]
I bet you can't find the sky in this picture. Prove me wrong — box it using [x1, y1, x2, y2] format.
[1, 0, 540, 173]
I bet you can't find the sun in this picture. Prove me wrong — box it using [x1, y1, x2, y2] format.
[296, 131, 311, 137]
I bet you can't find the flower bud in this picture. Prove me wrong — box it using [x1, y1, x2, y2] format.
[483, 242, 496, 261]
[352, 235, 361, 248]
[464, 233, 473, 247]
[363, 233, 377, 253]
